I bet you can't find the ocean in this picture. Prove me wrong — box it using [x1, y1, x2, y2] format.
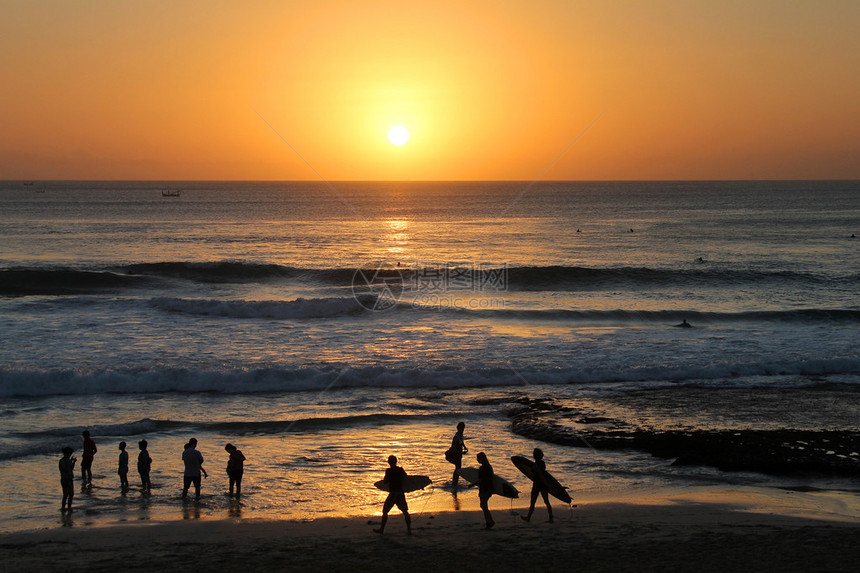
[1, 180, 858, 532]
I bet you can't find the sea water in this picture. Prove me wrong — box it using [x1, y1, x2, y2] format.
[1, 180, 858, 532]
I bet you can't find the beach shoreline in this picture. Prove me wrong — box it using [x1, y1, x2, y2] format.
[3, 489, 859, 572]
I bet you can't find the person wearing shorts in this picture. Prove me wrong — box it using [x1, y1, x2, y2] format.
[373, 455, 412, 535]
[181, 438, 207, 500]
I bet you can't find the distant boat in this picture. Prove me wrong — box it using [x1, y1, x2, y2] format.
[161, 188, 181, 197]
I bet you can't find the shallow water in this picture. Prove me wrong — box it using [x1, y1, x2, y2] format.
[1, 180, 858, 532]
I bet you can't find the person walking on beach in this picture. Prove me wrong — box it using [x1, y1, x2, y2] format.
[118, 441, 129, 491]
[477, 452, 495, 529]
[225, 443, 246, 497]
[182, 438, 207, 500]
[521, 448, 553, 523]
[373, 455, 412, 535]
[59, 447, 76, 511]
[446, 422, 468, 487]
[137, 440, 152, 491]
[81, 430, 97, 485]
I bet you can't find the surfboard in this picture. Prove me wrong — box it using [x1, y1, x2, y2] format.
[456, 467, 519, 498]
[510, 456, 572, 503]
[374, 475, 432, 493]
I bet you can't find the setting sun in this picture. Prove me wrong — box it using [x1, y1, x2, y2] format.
[388, 125, 409, 146]
[1, 1, 859, 180]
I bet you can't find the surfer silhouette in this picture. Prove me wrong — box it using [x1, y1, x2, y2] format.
[373, 455, 412, 535]
[477, 452, 495, 529]
[521, 448, 553, 523]
[674, 319, 692, 328]
[446, 422, 468, 487]
[225, 443, 246, 497]
[59, 447, 76, 511]
[182, 438, 207, 500]
[81, 430, 97, 485]
[118, 441, 129, 490]
[137, 440, 152, 491]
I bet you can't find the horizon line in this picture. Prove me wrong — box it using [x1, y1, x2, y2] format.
[4, 178, 860, 184]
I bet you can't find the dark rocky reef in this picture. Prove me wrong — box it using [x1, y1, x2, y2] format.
[509, 397, 860, 477]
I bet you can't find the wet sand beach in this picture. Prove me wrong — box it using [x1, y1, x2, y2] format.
[3, 491, 859, 573]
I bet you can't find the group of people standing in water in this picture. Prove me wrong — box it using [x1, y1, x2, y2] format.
[375, 421, 558, 534]
[60, 422, 559, 532]
[58, 431, 245, 512]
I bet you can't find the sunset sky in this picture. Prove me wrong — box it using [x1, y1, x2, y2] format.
[2, 0, 859, 181]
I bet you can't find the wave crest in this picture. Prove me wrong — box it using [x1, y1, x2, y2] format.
[3, 262, 850, 296]
[2, 360, 859, 398]
[149, 296, 373, 319]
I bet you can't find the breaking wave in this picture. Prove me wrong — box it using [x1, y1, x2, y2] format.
[3, 261, 852, 296]
[2, 359, 859, 398]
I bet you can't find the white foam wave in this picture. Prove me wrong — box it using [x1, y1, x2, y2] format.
[1, 358, 859, 398]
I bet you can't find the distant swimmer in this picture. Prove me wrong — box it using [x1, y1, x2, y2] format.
[629, 228, 634, 233]
[373, 455, 412, 535]
[674, 319, 692, 328]
[695, 257, 705, 263]
[851, 234, 856, 238]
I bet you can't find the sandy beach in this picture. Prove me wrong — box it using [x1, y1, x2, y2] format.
[3, 490, 859, 573]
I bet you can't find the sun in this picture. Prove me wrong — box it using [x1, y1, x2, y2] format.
[388, 125, 409, 146]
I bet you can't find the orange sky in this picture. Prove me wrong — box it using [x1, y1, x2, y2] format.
[2, 0, 859, 180]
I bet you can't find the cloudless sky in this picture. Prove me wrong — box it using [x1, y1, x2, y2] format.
[2, 0, 859, 180]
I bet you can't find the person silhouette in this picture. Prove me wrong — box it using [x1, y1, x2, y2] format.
[118, 442, 129, 490]
[59, 447, 76, 511]
[137, 440, 152, 492]
[446, 422, 468, 487]
[521, 448, 553, 523]
[182, 438, 207, 500]
[477, 452, 495, 529]
[225, 443, 246, 497]
[674, 319, 692, 328]
[81, 430, 97, 485]
[373, 455, 412, 535]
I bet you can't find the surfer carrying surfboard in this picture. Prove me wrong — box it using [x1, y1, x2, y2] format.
[476, 452, 496, 529]
[446, 422, 468, 487]
[520, 448, 553, 523]
[373, 455, 412, 535]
